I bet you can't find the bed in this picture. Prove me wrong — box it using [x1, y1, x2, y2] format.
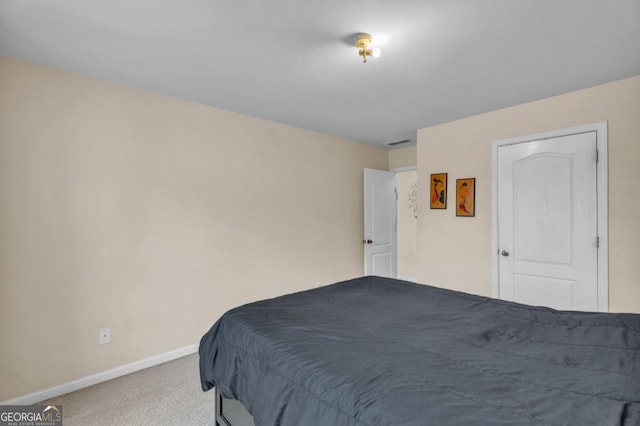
[199, 276, 640, 426]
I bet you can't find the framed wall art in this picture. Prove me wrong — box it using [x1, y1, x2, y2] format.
[456, 178, 475, 217]
[430, 173, 447, 209]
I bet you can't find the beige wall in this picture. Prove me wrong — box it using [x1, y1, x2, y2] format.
[388, 145, 417, 169]
[417, 75, 640, 314]
[0, 56, 388, 401]
[395, 170, 418, 280]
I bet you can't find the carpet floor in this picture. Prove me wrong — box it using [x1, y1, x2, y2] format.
[40, 353, 216, 425]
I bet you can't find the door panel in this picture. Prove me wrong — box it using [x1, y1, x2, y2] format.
[514, 274, 574, 311]
[513, 154, 573, 264]
[372, 252, 393, 276]
[497, 132, 597, 311]
[364, 168, 396, 277]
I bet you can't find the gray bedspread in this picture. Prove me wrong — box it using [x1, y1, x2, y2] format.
[199, 276, 640, 425]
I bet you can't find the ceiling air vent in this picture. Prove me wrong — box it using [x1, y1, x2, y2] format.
[385, 139, 411, 147]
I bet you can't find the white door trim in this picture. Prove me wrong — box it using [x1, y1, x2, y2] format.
[390, 165, 417, 173]
[491, 122, 608, 312]
[392, 166, 418, 283]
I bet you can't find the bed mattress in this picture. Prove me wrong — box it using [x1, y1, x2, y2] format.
[199, 276, 640, 425]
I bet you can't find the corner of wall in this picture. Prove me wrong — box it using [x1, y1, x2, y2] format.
[388, 146, 417, 170]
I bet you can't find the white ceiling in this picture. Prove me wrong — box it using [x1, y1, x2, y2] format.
[1, 1, 639, 149]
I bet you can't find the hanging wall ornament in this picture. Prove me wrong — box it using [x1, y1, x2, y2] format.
[408, 181, 418, 218]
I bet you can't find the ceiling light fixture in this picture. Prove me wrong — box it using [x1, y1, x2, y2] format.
[354, 33, 381, 63]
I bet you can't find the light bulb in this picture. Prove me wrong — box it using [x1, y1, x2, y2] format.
[371, 47, 381, 58]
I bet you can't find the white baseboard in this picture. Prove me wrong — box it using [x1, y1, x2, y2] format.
[1, 343, 199, 406]
[397, 275, 417, 283]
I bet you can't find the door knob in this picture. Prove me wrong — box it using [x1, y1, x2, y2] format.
[501, 250, 510, 257]
[363, 239, 373, 244]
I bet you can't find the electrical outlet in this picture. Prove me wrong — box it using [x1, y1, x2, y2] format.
[315, 282, 322, 288]
[99, 327, 111, 345]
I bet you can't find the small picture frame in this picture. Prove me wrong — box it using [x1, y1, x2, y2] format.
[430, 173, 447, 209]
[456, 178, 475, 217]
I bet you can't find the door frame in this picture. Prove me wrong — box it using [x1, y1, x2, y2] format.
[391, 166, 418, 282]
[491, 122, 608, 312]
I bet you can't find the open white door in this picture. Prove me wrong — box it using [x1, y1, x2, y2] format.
[364, 168, 397, 277]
